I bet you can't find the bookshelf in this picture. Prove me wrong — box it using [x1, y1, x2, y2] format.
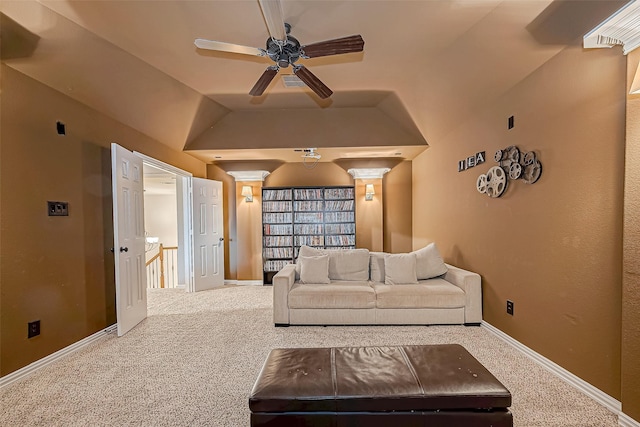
[262, 186, 356, 284]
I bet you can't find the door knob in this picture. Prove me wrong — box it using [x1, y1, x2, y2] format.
[119, 247, 129, 253]
[219, 237, 224, 242]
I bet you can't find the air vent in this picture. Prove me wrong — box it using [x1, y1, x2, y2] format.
[282, 75, 305, 87]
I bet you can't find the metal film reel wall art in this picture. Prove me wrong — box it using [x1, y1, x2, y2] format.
[476, 146, 542, 198]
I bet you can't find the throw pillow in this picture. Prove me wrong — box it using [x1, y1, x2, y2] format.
[413, 243, 448, 280]
[384, 253, 418, 285]
[298, 255, 330, 284]
[295, 245, 325, 279]
[369, 252, 386, 282]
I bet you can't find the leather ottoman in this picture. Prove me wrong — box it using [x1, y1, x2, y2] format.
[249, 344, 512, 427]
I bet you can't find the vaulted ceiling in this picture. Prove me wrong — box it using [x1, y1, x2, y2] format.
[0, 0, 627, 164]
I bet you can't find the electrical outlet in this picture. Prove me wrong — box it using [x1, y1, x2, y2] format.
[28, 320, 40, 338]
[48, 201, 69, 216]
[506, 300, 514, 316]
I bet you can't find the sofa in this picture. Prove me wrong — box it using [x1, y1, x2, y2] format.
[272, 244, 482, 326]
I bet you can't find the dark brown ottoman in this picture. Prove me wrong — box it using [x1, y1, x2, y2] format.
[249, 344, 512, 427]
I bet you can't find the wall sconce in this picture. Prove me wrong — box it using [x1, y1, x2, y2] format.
[241, 185, 254, 202]
[365, 184, 375, 201]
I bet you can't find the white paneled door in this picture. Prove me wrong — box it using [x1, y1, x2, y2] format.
[192, 177, 224, 291]
[111, 143, 147, 336]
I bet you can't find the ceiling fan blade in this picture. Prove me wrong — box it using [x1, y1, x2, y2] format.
[301, 35, 365, 58]
[194, 39, 265, 57]
[258, 0, 287, 42]
[293, 65, 333, 99]
[249, 66, 279, 96]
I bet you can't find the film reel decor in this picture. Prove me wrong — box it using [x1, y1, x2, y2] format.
[485, 166, 507, 198]
[477, 145, 542, 198]
[476, 174, 488, 194]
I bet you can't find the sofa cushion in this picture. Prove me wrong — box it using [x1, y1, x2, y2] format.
[369, 252, 385, 282]
[295, 246, 370, 281]
[384, 253, 418, 285]
[374, 278, 466, 309]
[413, 243, 448, 280]
[328, 249, 370, 281]
[289, 282, 376, 309]
[298, 255, 330, 284]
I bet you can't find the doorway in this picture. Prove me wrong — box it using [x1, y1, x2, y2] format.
[143, 163, 180, 289]
[112, 145, 225, 336]
[135, 152, 194, 292]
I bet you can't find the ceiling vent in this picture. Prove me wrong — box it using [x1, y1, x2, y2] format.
[584, 0, 640, 54]
[282, 75, 306, 87]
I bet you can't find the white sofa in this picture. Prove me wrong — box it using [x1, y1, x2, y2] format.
[272, 244, 482, 326]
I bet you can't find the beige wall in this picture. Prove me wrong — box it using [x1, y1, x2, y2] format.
[264, 163, 354, 187]
[355, 179, 383, 252]
[623, 49, 640, 421]
[384, 161, 412, 253]
[0, 65, 206, 376]
[235, 182, 264, 281]
[412, 45, 625, 398]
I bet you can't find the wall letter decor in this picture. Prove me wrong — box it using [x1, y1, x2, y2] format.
[458, 151, 486, 172]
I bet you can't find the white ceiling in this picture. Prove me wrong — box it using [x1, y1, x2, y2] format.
[1, 0, 628, 164]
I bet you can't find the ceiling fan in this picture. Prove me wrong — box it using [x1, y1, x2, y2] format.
[194, 0, 364, 99]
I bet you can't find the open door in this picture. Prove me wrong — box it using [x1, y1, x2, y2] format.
[192, 177, 225, 291]
[112, 143, 147, 336]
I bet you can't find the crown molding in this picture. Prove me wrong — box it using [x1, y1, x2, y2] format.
[584, 0, 640, 54]
[226, 170, 270, 182]
[347, 168, 391, 179]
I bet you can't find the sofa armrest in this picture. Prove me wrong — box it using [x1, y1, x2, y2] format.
[273, 263, 296, 325]
[443, 264, 482, 324]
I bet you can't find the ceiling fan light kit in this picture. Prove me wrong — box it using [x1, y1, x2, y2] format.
[195, 0, 364, 99]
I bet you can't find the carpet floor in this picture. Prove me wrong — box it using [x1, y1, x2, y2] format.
[0, 286, 618, 426]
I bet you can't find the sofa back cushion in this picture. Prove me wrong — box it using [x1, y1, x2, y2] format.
[369, 252, 386, 282]
[413, 243, 448, 280]
[328, 249, 370, 281]
[295, 246, 370, 281]
[298, 255, 330, 284]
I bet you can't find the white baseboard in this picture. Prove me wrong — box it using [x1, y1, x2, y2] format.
[619, 412, 640, 427]
[224, 280, 263, 286]
[237, 280, 263, 286]
[0, 324, 117, 389]
[481, 321, 640, 426]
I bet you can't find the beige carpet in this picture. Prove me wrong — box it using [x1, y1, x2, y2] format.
[1, 286, 618, 426]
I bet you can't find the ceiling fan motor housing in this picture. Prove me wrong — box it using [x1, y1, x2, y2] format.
[265, 35, 301, 68]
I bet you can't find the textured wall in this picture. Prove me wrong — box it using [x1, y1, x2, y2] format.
[0, 66, 206, 376]
[623, 49, 640, 422]
[412, 46, 625, 398]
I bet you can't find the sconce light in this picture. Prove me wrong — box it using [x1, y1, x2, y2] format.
[241, 185, 253, 202]
[365, 184, 375, 201]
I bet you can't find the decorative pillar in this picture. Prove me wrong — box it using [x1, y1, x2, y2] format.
[348, 168, 390, 252]
[227, 170, 270, 284]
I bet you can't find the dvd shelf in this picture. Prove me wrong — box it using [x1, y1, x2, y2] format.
[262, 186, 356, 284]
